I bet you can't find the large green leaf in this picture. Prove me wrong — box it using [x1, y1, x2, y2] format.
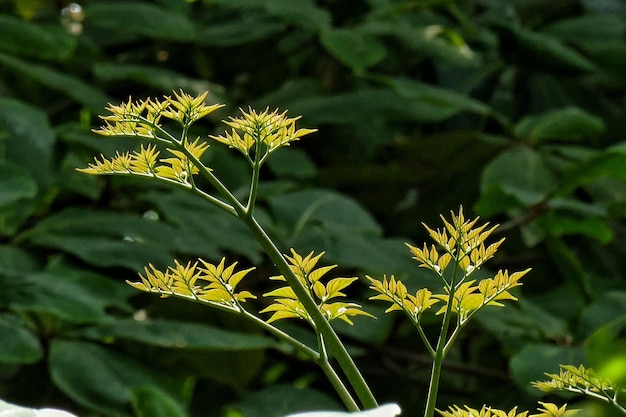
[361, 18, 479, 66]
[269, 189, 382, 237]
[320, 28, 386, 73]
[477, 299, 572, 352]
[130, 386, 188, 417]
[0, 245, 42, 275]
[585, 315, 626, 386]
[0, 162, 37, 209]
[227, 385, 342, 417]
[382, 76, 491, 118]
[578, 292, 626, 338]
[0, 15, 77, 60]
[285, 89, 410, 125]
[86, 2, 196, 41]
[0, 314, 43, 364]
[555, 149, 626, 197]
[75, 318, 277, 350]
[509, 343, 586, 395]
[197, 12, 286, 47]
[263, 0, 331, 31]
[513, 107, 604, 144]
[49, 340, 185, 416]
[0, 98, 55, 186]
[508, 27, 597, 74]
[7, 266, 132, 324]
[21, 207, 200, 270]
[0, 53, 110, 112]
[141, 190, 263, 263]
[543, 14, 626, 44]
[93, 63, 226, 102]
[534, 211, 613, 244]
[479, 146, 557, 209]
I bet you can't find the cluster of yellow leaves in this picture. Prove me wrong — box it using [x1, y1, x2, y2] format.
[438, 403, 577, 417]
[367, 275, 438, 322]
[532, 365, 617, 396]
[368, 207, 530, 323]
[210, 107, 317, 162]
[77, 139, 210, 185]
[261, 250, 373, 326]
[408, 207, 504, 277]
[127, 258, 256, 312]
[93, 90, 223, 138]
[433, 269, 529, 323]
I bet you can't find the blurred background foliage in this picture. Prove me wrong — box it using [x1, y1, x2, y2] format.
[0, 0, 626, 416]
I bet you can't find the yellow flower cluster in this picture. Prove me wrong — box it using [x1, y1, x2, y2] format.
[408, 207, 504, 277]
[127, 258, 256, 312]
[532, 365, 616, 395]
[77, 139, 210, 185]
[93, 91, 223, 138]
[261, 250, 373, 325]
[368, 207, 530, 324]
[210, 107, 317, 162]
[367, 275, 438, 320]
[437, 403, 577, 417]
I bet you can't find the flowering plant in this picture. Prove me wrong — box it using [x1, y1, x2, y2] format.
[77, 91, 622, 417]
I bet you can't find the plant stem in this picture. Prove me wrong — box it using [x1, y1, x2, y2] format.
[174, 140, 377, 410]
[423, 260, 461, 417]
[240, 214, 377, 409]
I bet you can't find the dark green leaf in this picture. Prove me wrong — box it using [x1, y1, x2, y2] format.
[130, 386, 188, 417]
[581, 0, 626, 14]
[76, 318, 277, 350]
[0, 163, 37, 209]
[86, 2, 196, 41]
[267, 148, 317, 179]
[555, 150, 626, 197]
[479, 147, 557, 206]
[545, 237, 592, 301]
[8, 267, 132, 323]
[510, 343, 586, 395]
[93, 63, 226, 102]
[142, 190, 263, 263]
[0, 314, 43, 364]
[320, 28, 386, 73]
[513, 107, 604, 144]
[535, 211, 613, 243]
[0, 98, 55, 186]
[197, 13, 286, 47]
[22, 207, 201, 270]
[382, 76, 491, 117]
[227, 385, 341, 417]
[263, 0, 331, 31]
[579, 292, 626, 338]
[543, 15, 626, 44]
[50, 340, 185, 416]
[510, 27, 597, 73]
[0, 52, 110, 112]
[269, 189, 382, 237]
[0, 245, 42, 275]
[362, 19, 479, 66]
[477, 299, 571, 352]
[585, 315, 626, 386]
[0, 15, 77, 60]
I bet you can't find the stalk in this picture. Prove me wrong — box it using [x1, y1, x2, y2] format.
[423, 255, 461, 417]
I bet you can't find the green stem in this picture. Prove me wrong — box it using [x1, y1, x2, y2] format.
[246, 142, 261, 213]
[171, 133, 377, 410]
[424, 260, 461, 417]
[240, 214, 377, 409]
[317, 334, 360, 412]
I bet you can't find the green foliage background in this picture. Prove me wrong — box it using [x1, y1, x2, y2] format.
[1, 0, 625, 416]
